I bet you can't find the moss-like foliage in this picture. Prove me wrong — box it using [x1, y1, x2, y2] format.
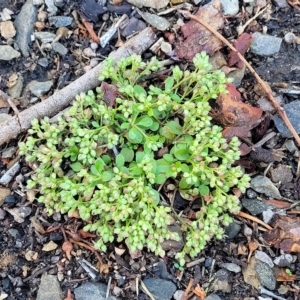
[20, 52, 250, 265]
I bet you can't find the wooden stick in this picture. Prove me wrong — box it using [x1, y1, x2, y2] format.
[238, 211, 273, 230]
[183, 11, 300, 147]
[0, 28, 156, 146]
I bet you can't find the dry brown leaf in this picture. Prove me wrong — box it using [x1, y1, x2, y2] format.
[263, 215, 300, 253]
[0, 96, 10, 108]
[247, 239, 259, 263]
[228, 33, 253, 68]
[212, 83, 263, 138]
[238, 243, 248, 255]
[100, 82, 119, 107]
[62, 241, 73, 260]
[174, 0, 224, 61]
[262, 199, 291, 209]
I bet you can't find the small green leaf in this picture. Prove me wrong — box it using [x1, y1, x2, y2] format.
[135, 151, 145, 163]
[102, 171, 114, 182]
[199, 185, 210, 196]
[155, 174, 167, 184]
[70, 162, 82, 172]
[131, 166, 143, 176]
[174, 148, 191, 160]
[179, 178, 189, 189]
[165, 77, 174, 91]
[128, 127, 143, 143]
[136, 116, 153, 128]
[95, 158, 105, 172]
[163, 154, 174, 162]
[165, 121, 182, 135]
[133, 85, 147, 96]
[91, 165, 99, 176]
[120, 148, 134, 162]
[180, 164, 190, 173]
[102, 155, 111, 165]
[161, 126, 175, 140]
[116, 154, 125, 168]
[149, 121, 159, 131]
[170, 93, 182, 103]
[120, 122, 130, 130]
[149, 188, 160, 205]
[156, 159, 172, 173]
[92, 121, 100, 128]
[149, 86, 162, 95]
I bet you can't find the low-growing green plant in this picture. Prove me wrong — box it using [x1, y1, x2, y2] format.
[20, 52, 250, 265]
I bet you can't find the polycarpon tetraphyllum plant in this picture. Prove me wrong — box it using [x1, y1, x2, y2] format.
[20, 52, 250, 265]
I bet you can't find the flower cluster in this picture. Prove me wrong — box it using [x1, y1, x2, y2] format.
[20, 52, 250, 264]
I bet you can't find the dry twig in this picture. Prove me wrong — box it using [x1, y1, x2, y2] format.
[238, 211, 273, 230]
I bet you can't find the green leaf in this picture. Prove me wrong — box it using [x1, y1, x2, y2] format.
[70, 162, 82, 172]
[163, 154, 174, 162]
[116, 154, 125, 168]
[133, 85, 147, 96]
[165, 121, 182, 135]
[149, 188, 160, 205]
[95, 158, 105, 172]
[174, 148, 191, 160]
[120, 122, 130, 130]
[120, 148, 134, 162]
[161, 126, 175, 140]
[131, 166, 143, 176]
[128, 127, 143, 143]
[149, 121, 159, 131]
[91, 165, 99, 176]
[135, 151, 145, 163]
[156, 159, 172, 173]
[102, 171, 114, 182]
[179, 178, 189, 189]
[92, 121, 100, 128]
[180, 164, 190, 173]
[199, 185, 210, 196]
[149, 86, 162, 95]
[155, 174, 167, 184]
[136, 116, 153, 128]
[70, 145, 79, 155]
[170, 93, 182, 103]
[102, 155, 111, 165]
[165, 77, 174, 91]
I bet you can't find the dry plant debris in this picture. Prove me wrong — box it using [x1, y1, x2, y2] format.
[174, 0, 224, 60]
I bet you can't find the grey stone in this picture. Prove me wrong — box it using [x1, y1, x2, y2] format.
[48, 16, 73, 28]
[285, 140, 297, 153]
[0, 113, 12, 124]
[225, 222, 241, 239]
[143, 278, 176, 300]
[45, 0, 58, 15]
[273, 0, 289, 8]
[241, 198, 273, 215]
[52, 42, 68, 56]
[37, 58, 49, 67]
[14, 0, 37, 57]
[1, 146, 17, 158]
[74, 282, 120, 300]
[273, 100, 300, 138]
[262, 209, 274, 224]
[8, 75, 23, 98]
[205, 294, 222, 300]
[221, 0, 239, 15]
[36, 274, 63, 300]
[229, 65, 246, 87]
[251, 32, 282, 56]
[255, 250, 274, 268]
[246, 188, 257, 199]
[258, 96, 284, 113]
[127, 0, 169, 9]
[34, 31, 56, 43]
[27, 80, 53, 97]
[220, 263, 241, 273]
[121, 17, 146, 37]
[251, 175, 281, 199]
[8, 229, 19, 238]
[255, 261, 276, 290]
[273, 254, 293, 267]
[0, 45, 20, 60]
[138, 11, 170, 31]
[270, 164, 293, 183]
[211, 269, 232, 293]
[33, 0, 44, 5]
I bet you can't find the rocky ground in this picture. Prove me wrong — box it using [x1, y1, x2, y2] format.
[1, 0, 300, 299]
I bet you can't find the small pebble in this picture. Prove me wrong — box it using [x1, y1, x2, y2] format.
[220, 262, 241, 273]
[278, 284, 289, 295]
[255, 250, 274, 268]
[37, 57, 49, 67]
[102, 13, 109, 21]
[285, 140, 297, 153]
[246, 188, 257, 199]
[90, 42, 98, 51]
[48, 16, 73, 27]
